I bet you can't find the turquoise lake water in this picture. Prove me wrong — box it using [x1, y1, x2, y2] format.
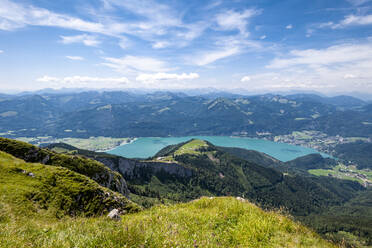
[107, 136, 328, 162]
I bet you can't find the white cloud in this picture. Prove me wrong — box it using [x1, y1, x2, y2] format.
[36, 76, 59, 83]
[191, 47, 240, 66]
[319, 15, 372, 29]
[36, 75, 129, 88]
[205, 0, 223, 10]
[136, 72, 199, 82]
[0, 0, 205, 49]
[215, 9, 259, 36]
[340, 15, 372, 26]
[60, 34, 100, 47]
[102, 55, 172, 74]
[286, 24, 293, 29]
[0, 0, 261, 53]
[104, 0, 181, 27]
[244, 42, 372, 93]
[100, 0, 208, 47]
[344, 73, 357, 79]
[267, 43, 372, 69]
[152, 41, 171, 49]
[241, 76, 251, 82]
[0, 50, 3, 53]
[0, 0, 106, 33]
[65, 56, 84, 61]
[237, 72, 337, 92]
[259, 35, 266, 40]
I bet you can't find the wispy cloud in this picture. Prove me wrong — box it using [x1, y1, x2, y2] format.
[36, 75, 129, 88]
[215, 9, 259, 37]
[152, 41, 171, 49]
[188, 8, 262, 66]
[0, 0, 211, 49]
[0, 0, 106, 33]
[65, 56, 84, 61]
[60, 34, 100, 47]
[204, 0, 223, 10]
[102, 55, 173, 74]
[136, 72, 199, 82]
[267, 43, 372, 69]
[243, 42, 372, 92]
[190, 47, 240, 66]
[338, 14, 372, 26]
[318, 15, 372, 29]
[99, 0, 208, 47]
[0, 50, 3, 53]
[286, 24, 293, 29]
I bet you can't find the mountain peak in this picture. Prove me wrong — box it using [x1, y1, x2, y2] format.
[173, 139, 209, 156]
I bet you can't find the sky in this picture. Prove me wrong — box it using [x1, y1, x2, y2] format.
[0, 0, 372, 93]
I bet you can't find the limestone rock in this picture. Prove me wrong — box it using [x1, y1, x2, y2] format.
[107, 209, 121, 220]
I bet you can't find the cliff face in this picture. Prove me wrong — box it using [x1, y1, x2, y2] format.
[95, 157, 193, 180]
[0, 138, 129, 196]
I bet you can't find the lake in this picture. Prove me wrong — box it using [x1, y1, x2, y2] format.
[107, 136, 328, 162]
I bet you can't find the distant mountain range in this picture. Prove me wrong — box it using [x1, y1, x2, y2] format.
[0, 90, 371, 138]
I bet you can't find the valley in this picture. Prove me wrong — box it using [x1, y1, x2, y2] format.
[1, 92, 372, 247]
[271, 130, 370, 157]
[309, 164, 372, 187]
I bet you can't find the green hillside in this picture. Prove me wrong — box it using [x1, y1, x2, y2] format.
[0, 151, 140, 219]
[0, 137, 129, 195]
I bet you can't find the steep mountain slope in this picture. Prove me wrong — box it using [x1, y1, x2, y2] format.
[0, 95, 58, 134]
[218, 146, 283, 167]
[221, 147, 337, 174]
[0, 151, 140, 218]
[299, 189, 372, 247]
[0, 138, 129, 196]
[333, 141, 372, 169]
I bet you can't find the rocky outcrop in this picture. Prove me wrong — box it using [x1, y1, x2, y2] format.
[95, 157, 193, 180]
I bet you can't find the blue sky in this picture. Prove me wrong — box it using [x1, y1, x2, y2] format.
[0, 0, 372, 93]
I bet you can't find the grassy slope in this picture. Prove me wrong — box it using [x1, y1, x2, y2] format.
[0, 196, 337, 248]
[0, 137, 128, 195]
[0, 151, 140, 219]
